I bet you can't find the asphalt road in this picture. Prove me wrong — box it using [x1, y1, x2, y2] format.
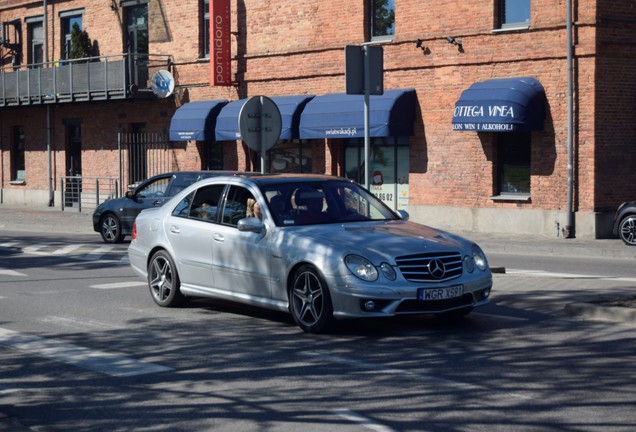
[1, 230, 636, 431]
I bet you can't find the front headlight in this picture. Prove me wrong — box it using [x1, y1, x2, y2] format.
[345, 255, 379, 281]
[472, 244, 488, 271]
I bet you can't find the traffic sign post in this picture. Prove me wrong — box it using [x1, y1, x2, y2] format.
[238, 96, 282, 173]
[345, 45, 384, 189]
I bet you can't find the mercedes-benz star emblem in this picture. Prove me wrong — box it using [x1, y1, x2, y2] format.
[428, 259, 446, 279]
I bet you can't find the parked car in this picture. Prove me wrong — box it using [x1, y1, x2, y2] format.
[128, 174, 493, 333]
[93, 171, 236, 243]
[612, 201, 636, 246]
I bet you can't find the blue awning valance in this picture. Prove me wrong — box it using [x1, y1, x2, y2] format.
[299, 88, 417, 139]
[452, 77, 546, 132]
[215, 95, 315, 141]
[169, 100, 228, 141]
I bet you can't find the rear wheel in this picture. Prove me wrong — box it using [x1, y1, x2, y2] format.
[148, 250, 185, 307]
[100, 214, 124, 243]
[619, 215, 636, 246]
[289, 265, 334, 333]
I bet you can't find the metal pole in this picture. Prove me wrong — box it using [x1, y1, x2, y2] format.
[565, 0, 575, 238]
[260, 97, 266, 174]
[363, 45, 371, 190]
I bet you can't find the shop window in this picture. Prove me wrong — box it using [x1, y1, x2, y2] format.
[27, 18, 44, 66]
[204, 141, 223, 170]
[497, 132, 531, 196]
[496, 0, 530, 30]
[344, 137, 409, 210]
[268, 140, 312, 173]
[202, 0, 210, 58]
[60, 12, 83, 60]
[369, 0, 395, 41]
[11, 126, 25, 182]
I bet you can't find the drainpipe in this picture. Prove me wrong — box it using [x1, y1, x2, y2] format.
[564, 0, 575, 237]
[44, 0, 54, 207]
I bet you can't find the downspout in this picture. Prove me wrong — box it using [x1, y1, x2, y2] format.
[565, 0, 575, 237]
[44, 0, 55, 207]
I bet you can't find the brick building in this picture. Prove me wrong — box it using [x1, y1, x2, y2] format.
[1, 0, 634, 238]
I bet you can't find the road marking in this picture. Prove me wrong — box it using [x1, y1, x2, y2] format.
[331, 409, 396, 432]
[506, 269, 636, 283]
[52, 244, 84, 255]
[0, 327, 172, 377]
[81, 245, 115, 261]
[90, 281, 146, 289]
[302, 351, 531, 402]
[0, 268, 27, 277]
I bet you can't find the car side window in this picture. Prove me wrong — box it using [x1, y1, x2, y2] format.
[136, 177, 170, 198]
[223, 186, 254, 227]
[188, 184, 226, 222]
[172, 191, 195, 217]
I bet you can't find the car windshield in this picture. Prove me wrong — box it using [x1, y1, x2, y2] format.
[261, 180, 399, 227]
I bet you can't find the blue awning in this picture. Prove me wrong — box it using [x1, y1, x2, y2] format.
[452, 77, 546, 132]
[215, 95, 315, 141]
[299, 88, 417, 139]
[169, 100, 228, 141]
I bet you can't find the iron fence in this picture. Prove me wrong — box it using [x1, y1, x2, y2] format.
[60, 176, 118, 212]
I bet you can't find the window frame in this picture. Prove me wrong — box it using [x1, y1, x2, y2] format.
[25, 16, 44, 66]
[202, 0, 210, 59]
[11, 125, 26, 183]
[368, 0, 395, 42]
[60, 10, 84, 60]
[495, 0, 531, 31]
[492, 132, 532, 201]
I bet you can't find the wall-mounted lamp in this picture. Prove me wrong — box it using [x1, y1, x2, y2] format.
[446, 36, 464, 53]
[415, 39, 431, 55]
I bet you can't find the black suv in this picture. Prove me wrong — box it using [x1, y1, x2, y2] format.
[612, 201, 636, 246]
[93, 171, 233, 243]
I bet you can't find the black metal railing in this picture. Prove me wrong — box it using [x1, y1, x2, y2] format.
[0, 53, 172, 107]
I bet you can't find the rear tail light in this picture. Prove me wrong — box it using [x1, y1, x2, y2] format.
[131, 223, 137, 240]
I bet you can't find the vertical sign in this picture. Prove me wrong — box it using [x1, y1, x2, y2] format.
[210, 0, 231, 86]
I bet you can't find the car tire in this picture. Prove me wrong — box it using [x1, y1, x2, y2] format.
[289, 265, 334, 333]
[148, 250, 185, 307]
[100, 214, 124, 244]
[618, 215, 636, 246]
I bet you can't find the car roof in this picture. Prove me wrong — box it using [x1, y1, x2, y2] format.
[228, 173, 353, 186]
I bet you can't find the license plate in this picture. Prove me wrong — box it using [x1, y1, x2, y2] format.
[418, 285, 464, 301]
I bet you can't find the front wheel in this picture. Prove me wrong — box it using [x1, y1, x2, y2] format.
[148, 250, 185, 307]
[289, 265, 334, 333]
[100, 214, 124, 244]
[619, 215, 636, 246]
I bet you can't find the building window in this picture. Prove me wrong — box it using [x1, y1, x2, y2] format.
[497, 133, 531, 195]
[369, 0, 395, 41]
[268, 140, 312, 173]
[27, 19, 44, 66]
[202, 0, 210, 58]
[11, 126, 25, 182]
[497, 0, 530, 30]
[344, 137, 409, 210]
[61, 12, 83, 60]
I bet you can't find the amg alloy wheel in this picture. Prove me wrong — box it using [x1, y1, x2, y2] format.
[290, 265, 334, 333]
[148, 250, 185, 307]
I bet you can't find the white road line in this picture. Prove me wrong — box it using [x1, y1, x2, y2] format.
[81, 245, 115, 261]
[0, 268, 27, 277]
[0, 327, 172, 377]
[302, 351, 531, 401]
[506, 269, 636, 283]
[90, 281, 146, 289]
[331, 409, 396, 432]
[52, 244, 84, 255]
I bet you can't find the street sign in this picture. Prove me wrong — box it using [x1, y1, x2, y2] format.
[345, 45, 384, 95]
[238, 96, 282, 173]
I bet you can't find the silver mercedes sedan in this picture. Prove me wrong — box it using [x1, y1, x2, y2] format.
[128, 174, 492, 333]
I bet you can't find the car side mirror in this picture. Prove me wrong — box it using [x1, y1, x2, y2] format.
[125, 191, 134, 199]
[396, 210, 410, 221]
[238, 217, 265, 233]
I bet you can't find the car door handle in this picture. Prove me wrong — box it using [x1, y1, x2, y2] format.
[170, 226, 180, 234]
[153, 200, 162, 206]
[213, 233, 224, 242]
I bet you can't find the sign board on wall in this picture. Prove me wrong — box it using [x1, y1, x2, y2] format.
[210, 0, 231, 86]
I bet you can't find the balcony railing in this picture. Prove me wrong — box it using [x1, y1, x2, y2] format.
[0, 53, 172, 107]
